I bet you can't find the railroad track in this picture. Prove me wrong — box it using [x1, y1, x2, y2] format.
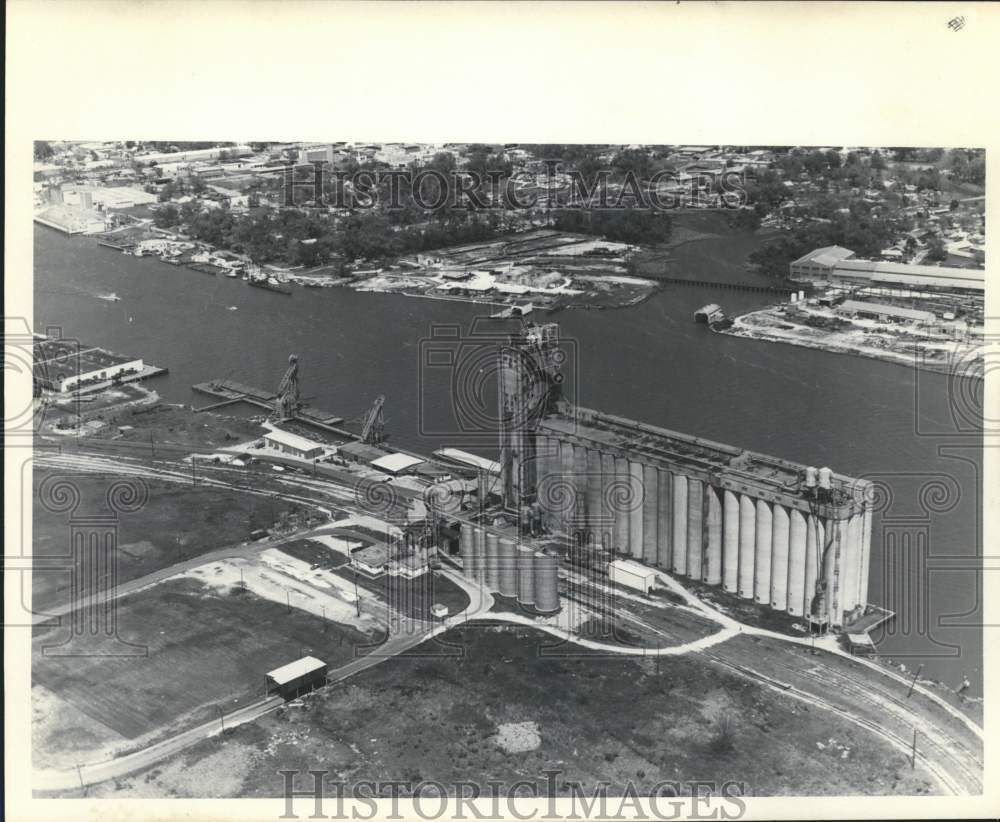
[699, 649, 981, 795]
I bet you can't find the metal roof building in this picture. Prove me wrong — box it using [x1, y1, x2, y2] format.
[263, 428, 325, 460]
[266, 656, 328, 699]
[835, 300, 935, 323]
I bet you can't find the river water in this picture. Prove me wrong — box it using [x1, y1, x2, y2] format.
[33, 224, 984, 695]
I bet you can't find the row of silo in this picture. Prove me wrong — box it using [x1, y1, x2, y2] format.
[531, 435, 869, 628]
[458, 524, 560, 613]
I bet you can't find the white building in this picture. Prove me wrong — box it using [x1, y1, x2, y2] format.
[262, 428, 325, 460]
[608, 559, 658, 594]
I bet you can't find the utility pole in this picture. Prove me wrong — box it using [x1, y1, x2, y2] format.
[353, 569, 361, 617]
[76, 763, 87, 796]
[910, 728, 918, 769]
[286, 591, 291, 613]
[321, 605, 326, 632]
[239, 567, 245, 590]
[907, 664, 924, 699]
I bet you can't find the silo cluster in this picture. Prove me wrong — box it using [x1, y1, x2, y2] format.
[532, 417, 872, 629]
[459, 523, 561, 613]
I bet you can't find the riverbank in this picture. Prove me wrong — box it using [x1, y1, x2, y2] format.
[718, 304, 983, 378]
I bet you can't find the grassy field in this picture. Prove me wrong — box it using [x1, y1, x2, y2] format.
[87, 624, 937, 797]
[353, 568, 471, 623]
[31, 474, 313, 611]
[33, 577, 375, 754]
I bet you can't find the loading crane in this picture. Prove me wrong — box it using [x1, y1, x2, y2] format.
[273, 354, 301, 421]
[359, 395, 385, 444]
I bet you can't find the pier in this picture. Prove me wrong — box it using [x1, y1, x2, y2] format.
[192, 379, 345, 429]
[657, 276, 796, 295]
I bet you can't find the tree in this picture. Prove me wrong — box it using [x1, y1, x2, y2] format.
[153, 204, 180, 228]
[34, 141, 55, 161]
[924, 238, 947, 263]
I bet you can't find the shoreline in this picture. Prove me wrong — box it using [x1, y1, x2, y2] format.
[716, 308, 984, 379]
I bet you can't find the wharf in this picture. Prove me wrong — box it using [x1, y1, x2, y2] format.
[656, 276, 796, 295]
[191, 379, 345, 427]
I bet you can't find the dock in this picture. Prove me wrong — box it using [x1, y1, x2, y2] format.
[657, 276, 796, 295]
[191, 379, 345, 428]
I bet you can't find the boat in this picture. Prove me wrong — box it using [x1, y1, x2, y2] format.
[226, 270, 240, 278]
[247, 275, 293, 296]
[96, 292, 121, 302]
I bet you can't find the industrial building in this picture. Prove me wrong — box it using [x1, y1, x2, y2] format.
[790, 246, 985, 294]
[835, 300, 936, 325]
[485, 322, 874, 631]
[262, 427, 326, 460]
[33, 337, 145, 393]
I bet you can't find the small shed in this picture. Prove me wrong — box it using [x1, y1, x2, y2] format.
[266, 656, 328, 699]
[846, 632, 876, 655]
[608, 559, 657, 593]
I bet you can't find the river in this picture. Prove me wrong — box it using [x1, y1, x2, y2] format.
[33, 223, 984, 695]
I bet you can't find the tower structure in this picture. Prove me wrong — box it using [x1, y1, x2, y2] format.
[497, 323, 563, 512]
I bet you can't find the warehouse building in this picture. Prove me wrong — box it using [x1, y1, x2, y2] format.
[33, 338, 144, 392]
[790, 246, 984, 294]
[265, 656, 328, 700]
[262, 428, 325, 460]
[835, 300, 935, 325]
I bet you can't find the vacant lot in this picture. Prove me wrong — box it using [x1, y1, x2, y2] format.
[92, 624, 937, 797]
[32, 474, 310, 611]
[33, 577, 376, 767]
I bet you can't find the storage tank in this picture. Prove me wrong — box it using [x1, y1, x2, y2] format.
[613, 456, 630, 554]
[804, 515, 820, 618]
[787, 509, 808, 616]
[686, 478, 704, 579]
[498, 536, 518, 597]
[600, 451, 616, 535]
[533, 550, 560, 613]
[839, 513, 861, 614]
[738, 494, 756, 599]
[642, 464, 659, 565]
[474, 526, 487, 586]
[628, 461, 645, 559]
[485, 532, 500, 589]
[516, 544, 535, 605]
[770, 505, 790, 610]
[460, 524, 477, 581]
[818, 467, 833, 490]
[705, 487, 723, 585]
[721, 489, 739, 591]
[753, 499, 772, 604]
[671, 473, 688, 575]
[585, 449, 602, 530]
[804, 466, 818, 492]
[656, 468, 673, 568]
